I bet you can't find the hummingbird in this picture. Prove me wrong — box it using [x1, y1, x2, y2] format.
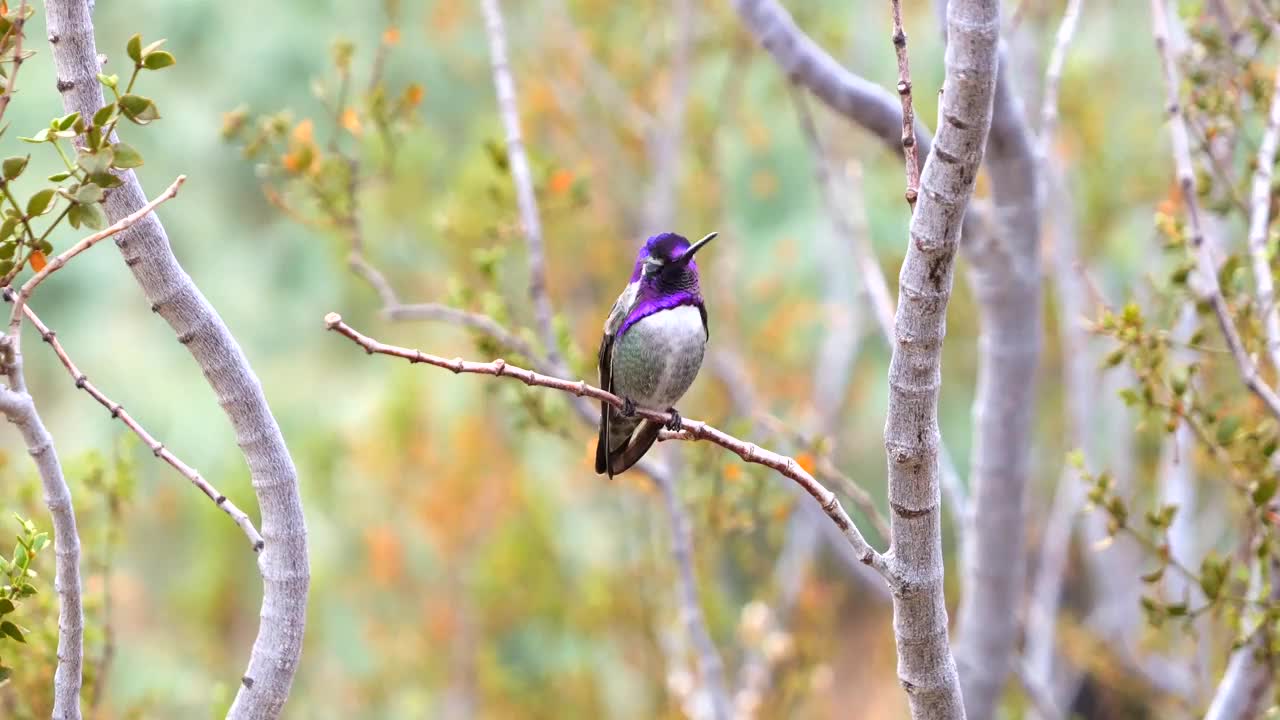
[595, 231, 716, 477]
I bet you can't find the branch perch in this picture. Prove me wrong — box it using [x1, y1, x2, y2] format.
[323, 312, 897, 586]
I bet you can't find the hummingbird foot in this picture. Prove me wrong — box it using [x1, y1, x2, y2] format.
[664, 407, 683, 432]
[621, 396, 637, 418]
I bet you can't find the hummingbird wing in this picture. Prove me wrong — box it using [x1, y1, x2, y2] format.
[595, 283, 638, 478]
[594, 330, 616, 477]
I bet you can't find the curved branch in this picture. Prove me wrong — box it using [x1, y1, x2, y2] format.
[730, 0, 933, 161]
[15, 301, 264, 551]
[480, 0, 562, 368]
[324, 312, 897, 586]
[44, 2, 309, 716]
[0, 345, 82, 719]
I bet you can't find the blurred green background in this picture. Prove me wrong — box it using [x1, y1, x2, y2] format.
[0, 0, 1185, 717]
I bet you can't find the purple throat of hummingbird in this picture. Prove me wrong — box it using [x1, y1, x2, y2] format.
[617, 231, 717, 336]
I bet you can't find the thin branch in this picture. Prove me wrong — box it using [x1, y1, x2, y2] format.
[324, 312, 897, 586]
[653, 467, 732, 720]
[1204, 558, 1280, 720]
[479, 0, 562, 369]
[15, 300, 264, 551]
[0, 342, 82, 719]
[1248, 61, 1280, 373]
[890, 0, 921, 209]
[384, 303, 540, 361]
[7, 175, 186, 341]
[1151, 0, 1280, 421]
[0, 2, 29, 129]
[1036, 0, 1083, 157]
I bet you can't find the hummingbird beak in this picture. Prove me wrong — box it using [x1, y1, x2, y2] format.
[676, 232, 717, 265]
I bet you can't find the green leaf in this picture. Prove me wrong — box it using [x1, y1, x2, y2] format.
[1, 155, 26, 181]
[11, 544, 24, 570]
[17, 128, 49, 144]
[76, 147, 113, 175]
[142, 51, 176, 70]
[110, 142, 143, 169]
[0, 244, 14, 260]
[1254, 476, 1279, 507]
[0, 217, 17, 243]
[66, 203, 81, 229]
[126, 34, 142, 64]
[0, 666, 10, 682]
[25, 188, 55, 216]
[46, 171, 71, 182]
[92, 103, 116, 128]
[55, 112, 80, 131]
[140, 39, 167, 57]
[73, 183, 103, 205]
[77, 203, 106, 231]
[117, 94, 159, 125]
[87, 172, 122, 189]
[96, 73, 119, 91]
[1140, 565, 1166, 583]
[0, 598, 13, 615]
[1217, 416, 1242, 446]
[0, 621, 24, 643]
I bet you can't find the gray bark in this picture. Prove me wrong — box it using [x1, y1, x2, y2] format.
[882, 0, 1000, 716]
[953, 47, 1042, 719]
[44, 3, 310, 717]
[0, 376, 82, 720]
[729, 0, 933, 162]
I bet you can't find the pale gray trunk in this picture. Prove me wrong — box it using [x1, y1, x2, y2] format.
[953, 48, 1041, 719]
[44, 3, 310, 717]
[0, 381, 83, 720]
[882, 0, 1000, 716]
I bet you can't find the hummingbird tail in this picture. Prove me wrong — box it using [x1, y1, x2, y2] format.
[605, 420, 662, 476]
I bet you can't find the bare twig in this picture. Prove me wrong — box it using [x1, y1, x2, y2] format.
[7, 175, 186, 341]
[15, 301, 264, 551]
[653, 468, 732, 720]
[324, 312, 898, 586]
[479, 0, 562, 368]
[0, 344, 82, 719]
[890, 0, 921, 208]
[1248, 62, 1280, 373]
[1151, 0, 1280, 421]
[1036, 0, 1083, 159]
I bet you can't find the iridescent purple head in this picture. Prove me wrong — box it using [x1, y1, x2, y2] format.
[627, 231, 717, 288]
